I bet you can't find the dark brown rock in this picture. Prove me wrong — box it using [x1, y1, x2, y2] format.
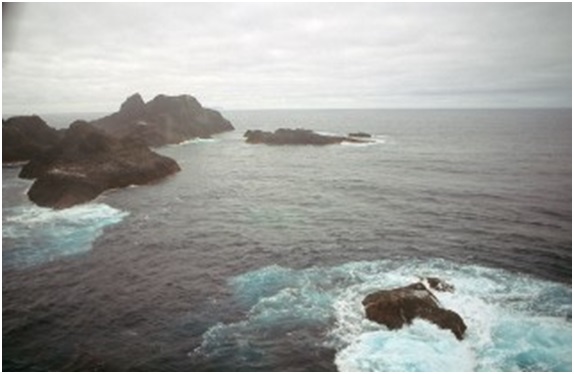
[92, 93, 234, 147]
[362, 279, 466, 340]
[244, 128, 369, 145]
[424, 276, 455, 293]
[348, 132, 372, 138]
[21, 121, 181, 209]
[3, 115, 63, 163]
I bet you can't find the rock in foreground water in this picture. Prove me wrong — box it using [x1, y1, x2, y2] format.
[362, 278, 466, 340]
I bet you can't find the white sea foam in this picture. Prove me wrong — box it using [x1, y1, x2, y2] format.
[330, 260, 571, 371]
[172, 137, 218, 147]
[313, 130, 389, 147]
[315, 130, 342, 137]
[2, 203, 129, 267]
[341, 135, 389, 147]
[196, 258, 571, 371]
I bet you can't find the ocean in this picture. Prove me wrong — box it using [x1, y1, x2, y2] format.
[2, 108, 572, 371]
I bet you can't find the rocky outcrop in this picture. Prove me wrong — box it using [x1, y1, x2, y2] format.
[20, 121, 181, 209]
[91, 93, 234, 147]
[3, 115, 63, 163]
[348, 132, 372, 138]
[244, 128, 370, 145]
[362, 278, 466, 340]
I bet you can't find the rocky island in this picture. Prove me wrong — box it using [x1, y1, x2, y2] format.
[244, 128, 371, 145]
[362, 277, 467, 340]
[3, 93, 235, 209]
[19, 121, 181, 209]
[92, 93, 234, 147]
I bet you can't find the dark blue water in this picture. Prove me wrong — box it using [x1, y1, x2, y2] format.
[3, 109, 571, 371]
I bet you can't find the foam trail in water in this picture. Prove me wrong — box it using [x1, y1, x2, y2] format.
[171, 137, 219, 147]
[3, 203, 129, 268]
[313, 130, 389, 147]
[196, 258, 571, 371]
[341, 135, 389, 147]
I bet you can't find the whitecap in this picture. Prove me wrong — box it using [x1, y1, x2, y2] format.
[341, 135, 388, 147]
[2, 203, 129, 267]
[170, 137, 219, 147]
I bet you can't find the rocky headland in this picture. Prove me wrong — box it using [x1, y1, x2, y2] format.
[362, 277, 467, 340]
[92, 93, 234, 147]
[244, 128, 371, 145]
[20, 121, 181, 209]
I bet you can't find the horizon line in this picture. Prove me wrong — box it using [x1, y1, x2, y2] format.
[3, 106, 571, 117]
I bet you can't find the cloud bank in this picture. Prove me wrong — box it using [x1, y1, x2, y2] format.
[3, 3, 571, 113]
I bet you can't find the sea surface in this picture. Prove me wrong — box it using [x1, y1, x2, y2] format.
[3, 109, 572, 371]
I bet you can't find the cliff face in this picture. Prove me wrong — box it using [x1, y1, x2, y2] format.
[92, 93, 234, 147]
[20, 121, 181, 209]
[3, 115, 63, 163]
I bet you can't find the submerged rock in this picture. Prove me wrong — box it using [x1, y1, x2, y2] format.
[3, 115, 63, 163]
[244, 128, 369, 145]
[362, 278, 466, 340]
[92, 93, 234, 147]
[20, 121, 180, 209]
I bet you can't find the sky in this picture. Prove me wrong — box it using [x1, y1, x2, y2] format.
[2, 2, 572, 113]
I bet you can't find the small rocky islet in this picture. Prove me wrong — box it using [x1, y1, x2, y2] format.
[243, 128, 372, 145]
[362, 277, 467, 340]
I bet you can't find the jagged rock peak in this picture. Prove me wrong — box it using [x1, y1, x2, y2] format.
[91, 93, 234, 146]
[119, 93, 146, 116]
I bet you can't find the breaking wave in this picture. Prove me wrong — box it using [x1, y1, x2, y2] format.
[341, 135, 388, 147]
[2, 203, 129, 268]
[196, 258, 571, 371]
[172, 137, 219, 147]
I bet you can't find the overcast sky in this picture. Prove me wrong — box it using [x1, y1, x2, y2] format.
[3, 2, 572, 113]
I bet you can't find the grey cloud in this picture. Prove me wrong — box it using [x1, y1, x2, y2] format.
[3, 3, 571, 113]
